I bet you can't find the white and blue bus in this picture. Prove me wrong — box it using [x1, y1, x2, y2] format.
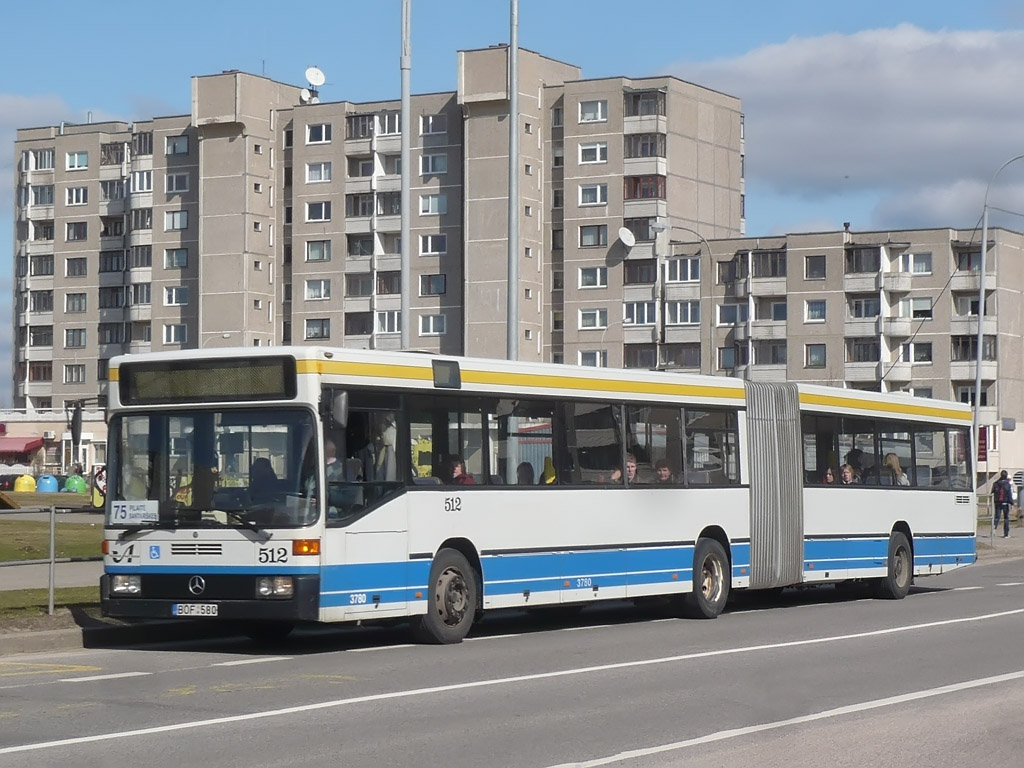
[101, 347, 976, 643]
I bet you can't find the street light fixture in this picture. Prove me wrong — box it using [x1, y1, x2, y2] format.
[650, 220, 713, 370]
[974, 154, 1024, 482]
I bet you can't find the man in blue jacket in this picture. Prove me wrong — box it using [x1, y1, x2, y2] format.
[992, 470, 1014, 538]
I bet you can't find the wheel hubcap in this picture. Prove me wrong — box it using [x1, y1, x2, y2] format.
[434, 566, 469, 627]
[894, 546, 910, 587]
[700, 556, 723, 602]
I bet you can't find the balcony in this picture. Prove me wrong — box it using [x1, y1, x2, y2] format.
[376, 175, 401, 193]
[374, 134, 401, 154]
[663, 282, 700, 302]
[843, 272, 881, 292]
[882, 316, 912, 337]
[622, 199, 667, 220]
[844, 317, 881, 336]
[881, 272, 913, 293]
[949, 360, 998, 381]
[623, 324, 657, 344]
[128, 304, 151, 322]
[949, 316, 997, 337]
[623, 156, 667, 177]
[663, 326, 700, 344]
[128, 340, 151, 354]
[345, 177, 373, 195]
[749, 276, 787, 297]
[376, 214, 401, 233]
[881, 360, 912, 381]
[623, 114, 668, 134]
[746, 364, 788, 383]
[375, 253, 402, 272]
[949, 271, 996, 293]
[623, 285, 656, 302]
[730, 323, 749, 342]
[844, 361, 881, 382]
[749, 320, 787, 340]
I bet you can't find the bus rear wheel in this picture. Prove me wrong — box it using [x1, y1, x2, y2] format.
[874, 531, 912, 600]
[413, 548, 478, 644]
[681, 538, 730, 619]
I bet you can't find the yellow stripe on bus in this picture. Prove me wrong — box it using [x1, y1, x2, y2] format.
[299, 359, 743, 401]
[799, 392, 971, 422]
[109, 368, 119, 382]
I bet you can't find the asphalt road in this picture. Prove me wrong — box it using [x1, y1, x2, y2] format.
[1, 557, 1023, 768]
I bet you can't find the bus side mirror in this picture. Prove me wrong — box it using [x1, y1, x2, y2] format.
[331, 391, 349, 428]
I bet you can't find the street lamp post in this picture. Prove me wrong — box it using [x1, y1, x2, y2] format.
[650, 220, 713, 370]
[974, 154, 1024, 486]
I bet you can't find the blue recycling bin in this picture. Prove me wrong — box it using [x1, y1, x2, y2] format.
[37, 474, 59, 493]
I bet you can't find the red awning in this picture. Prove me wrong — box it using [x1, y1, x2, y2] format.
[0, 437, 45, 455]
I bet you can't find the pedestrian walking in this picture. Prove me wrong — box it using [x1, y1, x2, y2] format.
[992, 470, 1014, 538]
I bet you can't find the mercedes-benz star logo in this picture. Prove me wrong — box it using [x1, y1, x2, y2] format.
[188, 576, 206, 595]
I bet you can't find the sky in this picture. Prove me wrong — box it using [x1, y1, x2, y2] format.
[3, 0, 1024, 406]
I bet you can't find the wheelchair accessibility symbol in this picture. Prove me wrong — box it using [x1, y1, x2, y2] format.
[149, 545, 161, 560]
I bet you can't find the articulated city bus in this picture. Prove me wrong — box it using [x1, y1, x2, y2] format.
[101, 347, 976, 643]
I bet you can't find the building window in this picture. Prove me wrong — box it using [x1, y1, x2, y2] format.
[306, 162, 332, 183]
[65, 257, 87, 277]
[579, 225, 608, 248]
[32, 185, 56, 205]
[345, 275, 373, 297]
[846, 247, 881, 274]
[579, 266, 608, 288]
[376, 272, 401, 295]
[579, 142, 608, 164]
[751, 251, 787, 278]
[420, 114, 447, 135]
[848, 338, 880, 363]
[131, 171, 153, 193]
[346, 194, 374, 217]
[421, 154, 447, 175]
[66, 151, 88, 170]
[900, 252, 932, 274]
[34, 149, 55, 169]
[165, 210, 188, 231]
[130, 245, 152, 268]
[99, 180, 123, 201]
[163, 324, 187, 344]
[902, 342, 933, 363]
[552, 106, 563, 127]
[552, 229, 564, 250]
[900, 296, 933, 320]
[253, 221, 262, 232]
[718, 346, 748, 371]
[64, 364, 86, 384]
[624, 175, 666, 200]
[524, 163, 532, 175]
[623, 260, 657, 285]
[31, 255, 55, 276]
[665, 300, 700, 325]
[420, 274, 446, 296]
[166, 135, 189, 155]
[66, 186, 88, 205]
[29, 362, 53, 382]
[624, 133, 666, 158]
[420, 234, 447, 255]
[624, 217, 657, 243]
[849, 295, 880, 318]
[665, 257, 699, 283]
[954, 294, 979, 316]
[579, 184, 608, 206]
[100, 218, 124, 237]
[552, 189, 564, 209]
[624, 345, 658, 369]
[132, 132, 153, 155]
[64, 293, 87, 313]
[624, 301, 657, 326]
[306, 123, 332, 144]
[306, 201, 331, 222]
[347, 114, 374, 139]
[579, 308, 609, 329]
[66, 222, 87, 241]
[579, 100, 608, 123]
[956, 250, 982, 272]
[525, 205, 532, 217]
[301, 319, 329, 340]
[805, 300, 826, 322]
[347, 157, 374, 177]
[805, 254, 826, 280]
[805, 344, 826, 368]
[347, 235, 374, 257]
[552, 145, 564, 167]
[165, 173, 189, 194]
[164, 286, 189, 306]
[305, 279, 331, 300]
[164, 248, 187, 268]
[951, 335, 996, 362]
[99, 250, 125, 273]
[769, 301, 787, 321]
[580, 350, 608, 367]
[756, 342, 787, 365]
[717, 303, 749, 326]
[377, 191, 401, 216]
[420, 194, 447, 215]
[419, 314, 446, 336]
[342, 313, 370, 335]
[379, 112, 400, 135]
[30, 326, 53, 347]
[131, 208, 153, 230]
[65, 328, 86, 348]
[27, 290, 52, 312]
[624, 90, 666, 117]
[130, 283, 151, 305]
[377, 311, 401, 334]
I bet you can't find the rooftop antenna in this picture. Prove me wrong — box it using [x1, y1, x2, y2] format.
[302, 66, 325, 104]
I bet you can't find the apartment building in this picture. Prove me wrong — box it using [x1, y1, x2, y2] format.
[11, 45, 745, 412]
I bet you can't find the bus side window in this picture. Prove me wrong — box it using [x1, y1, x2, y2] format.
[486, 398, 555, 486]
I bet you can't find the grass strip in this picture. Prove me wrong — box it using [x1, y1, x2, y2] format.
[0, 521, 103, 563]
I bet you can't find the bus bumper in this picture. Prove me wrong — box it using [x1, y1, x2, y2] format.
[100, 574, 321, 622]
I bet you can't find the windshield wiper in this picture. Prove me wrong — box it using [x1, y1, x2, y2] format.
[117, 520, 179, 541]
[223, 510, 273, 542]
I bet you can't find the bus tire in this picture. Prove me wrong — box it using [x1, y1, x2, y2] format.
[874, 531, 912, 600]
[413, 548, 478, 644]
[682, 538, 730, 618]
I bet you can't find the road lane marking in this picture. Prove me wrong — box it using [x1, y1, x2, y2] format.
[210, 657, 292, 667]
[59, 672, 152, 683]
[4, 607, 1023, 756]
[348, 644, 415, 653]
[562, 624, 613, 632]
[0, 662, 101, 679]
[543, 669, 1024, 767]
[467, 634, 523, 641]
[951, 586, 983, 591]
[997, 582, 1023, 586]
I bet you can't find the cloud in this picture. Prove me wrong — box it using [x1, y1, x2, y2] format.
[673, 25, 1024, 231]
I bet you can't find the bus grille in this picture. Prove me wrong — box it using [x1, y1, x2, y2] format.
[170, 543, 224, 556]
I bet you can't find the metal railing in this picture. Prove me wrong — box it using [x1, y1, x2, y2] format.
[0, 506, 103, 615]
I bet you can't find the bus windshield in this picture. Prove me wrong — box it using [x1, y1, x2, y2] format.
[107, 407, 319, 529]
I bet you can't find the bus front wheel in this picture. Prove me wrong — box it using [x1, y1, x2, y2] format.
[682, 538, 730, 619]
[874, 531, 912, 600]
[413, 548, 478, 644]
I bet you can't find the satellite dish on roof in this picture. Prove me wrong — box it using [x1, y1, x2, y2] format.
[300, 88, 311, 103]
[618, 227, 636, 248]
[305, 66, 326, 87]
[310, 96, 320, 104]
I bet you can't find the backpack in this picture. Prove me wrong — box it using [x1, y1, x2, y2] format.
[994, 481, 1008, 504]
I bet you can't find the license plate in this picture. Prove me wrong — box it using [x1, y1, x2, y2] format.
[173, 603, 218, 617]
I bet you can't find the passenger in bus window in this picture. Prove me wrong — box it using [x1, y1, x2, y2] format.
[447, 455, 476, 485]
[883, 453, 910, 487]
[249, 458, 278, 505]
[324, 439, 344, 482]
[517, 461, 535, 485]
[844, 448, 866, 480]
[839, 464, 859, 485]
[823, 467, 836, 484]
[654, 459, 674, 484]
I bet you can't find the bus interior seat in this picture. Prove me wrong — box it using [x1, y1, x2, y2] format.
[490, 474, 503, 485]
[412, 476, 442, 485]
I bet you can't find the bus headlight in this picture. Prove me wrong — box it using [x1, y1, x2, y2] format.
[111, 575, 142, 596]
[256, 576, 293, 598]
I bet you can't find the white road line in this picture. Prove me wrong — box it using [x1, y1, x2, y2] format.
[59, 672, 152, 683]
[951, 586, 983, 591]
[467, 634, 523, 641]
[210, 657, 292, 667]
[5, 607, 1022, 757]
[561, 624, 613, 632]
[543, 669, 1024, 768]
[997, 582, 1024, 587]
[348, 644, 415, 653]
